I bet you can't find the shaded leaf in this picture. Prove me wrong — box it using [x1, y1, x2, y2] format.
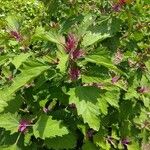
[33, 115, 68, 139]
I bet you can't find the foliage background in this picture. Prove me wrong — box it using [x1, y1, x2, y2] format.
[0, 0, 150, 149]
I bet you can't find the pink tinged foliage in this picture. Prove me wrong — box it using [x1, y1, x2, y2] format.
[70, 49, 84, 60]
[68, 103, 76, 109]
[121, 138, 130, 146]
[65, 33, 84, 60]
[106, 136, 115, 145]
[10, 31, 22, 41]
[86, 129, 95, 140]
[137, 86, 150, 94]
[111, 76, 120, 84]
[69, 67, 80, 81]
[18, 120, 30, 133]
[114, 51, 123, 64]
[112, 4, 121, 12]
[43, 107, 49, 113]
[119, 0, 126, 5]
[65, 34, 77, 52]
[112, 0, 126, 12]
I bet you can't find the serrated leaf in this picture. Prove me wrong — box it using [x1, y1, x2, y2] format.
[1, 61, 49, 97]
[102, 90, 120, 108]
[81, 17, 121, 47]
[0, 113, 19, 134]
[57, 51, 68, 73]
[85, 55, 123, 74]
[98, 98, 108, 115]
[0, 100, 8, 113]
[33, 115, 68, 139]
[125, 87, 139, 100]
[94, 131, 111, 150]
[78, 14, 95, 37]
[11, 53, 32, 69]
[33, 27, 64, 45]
[0, 61, 49, 112]
[68, 86, 101, 130]
[45, 133, 76, 150]
[0, 55, 13, 66]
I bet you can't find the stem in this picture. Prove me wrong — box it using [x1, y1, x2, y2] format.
[14, 132, 21, 145]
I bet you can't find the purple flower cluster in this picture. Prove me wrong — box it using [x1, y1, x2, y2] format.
[65, 33, 84, 60]
[65, 33, 84, 81]
[10, 30, 22, 41]
[111, 76, 120, 84]
[18, 119, 30, 133]
[112, 0, 126, 12]
[137, 86, 150, 94]
[69, 67, 80, 81]
[121, 138, 130, 146]
[65, 34, 77, 52]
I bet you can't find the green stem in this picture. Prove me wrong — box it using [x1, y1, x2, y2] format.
[14, 132, 21, 145]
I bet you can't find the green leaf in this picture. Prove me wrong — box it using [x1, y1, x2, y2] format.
[57, 50, 68, 73]
[125, 87, 139, 100]
[45, 133, 76, 150]
[102, 90, 120, 108]
[68, 86, 101, 131]
[0, 61, 49, 112]
[145, 60, 150, 72]
[33, 115, 68, 139]
[94, 131, 111, 150]
[0, 113, 19, 134]
[78, 14, 95, 37]
[0, 55, 13, 66]
[0, 100, 8, 113]
[81, 17, 121, 47]
[33, 27, 64, 45]
[1, 61, 49, 98]
[11, 53, 32, 69]
[0, 144, 21, 150]
[6, 16, 20, 31]
[81, 19, 107, 47]
[82, 141, 98, 150]
[85, 55, 123, 74]
[127, 141, 140, 150]
[98, 98, 108, 115]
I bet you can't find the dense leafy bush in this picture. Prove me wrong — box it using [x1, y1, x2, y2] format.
[0, 0, 150, 149]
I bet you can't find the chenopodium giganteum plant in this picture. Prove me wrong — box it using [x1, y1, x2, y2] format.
[0, 0, 150, 149]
